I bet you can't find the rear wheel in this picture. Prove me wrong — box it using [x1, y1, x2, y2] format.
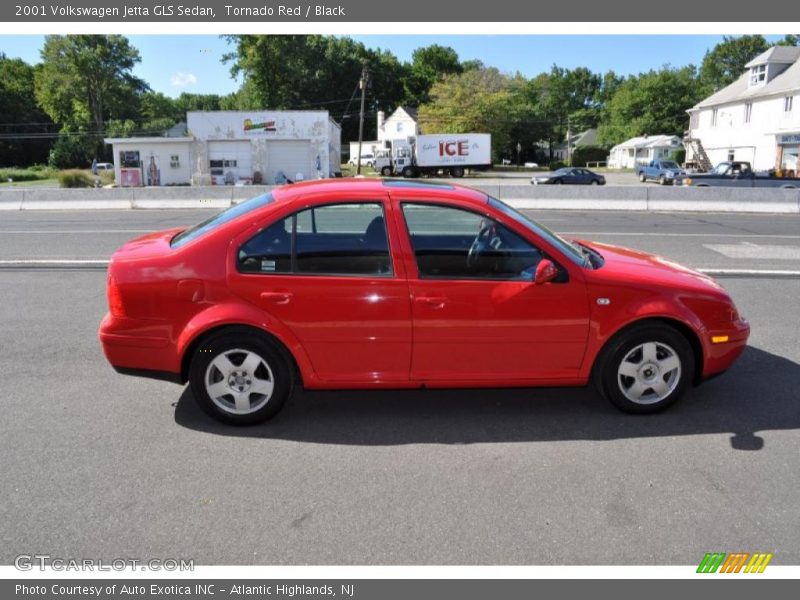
[450, 166, 465, 178]
[402, 166, 417, 178]
[594, 323, 694, 414]
[380, 166, 392, 177]
[189, 330, 293, 425]
[639, 172, 647, 182]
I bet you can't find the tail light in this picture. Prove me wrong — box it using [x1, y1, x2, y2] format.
[107, 274, 126, 317]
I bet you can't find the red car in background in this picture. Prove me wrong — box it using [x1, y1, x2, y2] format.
[99, 179, 749, 425]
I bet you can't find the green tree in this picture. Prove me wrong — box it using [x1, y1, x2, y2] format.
[419, 67, 527, 161]
[699, 35, 771, 92]
[403, 44, 463, 106]
[34, 35, 148, 163]
[222, 35, 406, 142]
[0, 54, 54, 166]
[597, 66, 702, 147]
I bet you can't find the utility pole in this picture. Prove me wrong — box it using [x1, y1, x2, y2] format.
[356, 65, 369, 176]
[566, 115, 572, 166]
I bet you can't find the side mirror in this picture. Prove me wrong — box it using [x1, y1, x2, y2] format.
[534, 259, 558, 285]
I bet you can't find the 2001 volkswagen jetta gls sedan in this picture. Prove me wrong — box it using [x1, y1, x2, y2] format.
[99, 179, 749, 425]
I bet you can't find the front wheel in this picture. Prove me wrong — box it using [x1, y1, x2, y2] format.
[639, 173, 647, 182]
[189, 330, 293, 425]
[595, 323, 694, 414]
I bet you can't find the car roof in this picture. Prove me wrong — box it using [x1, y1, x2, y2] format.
[271, 178, 490, 205]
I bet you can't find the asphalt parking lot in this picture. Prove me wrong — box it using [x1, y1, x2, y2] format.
[1, 209, 799, 565]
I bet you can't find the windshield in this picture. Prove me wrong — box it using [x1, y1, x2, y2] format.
[487, 196, 587, 266]
[553, 168, 570, 175]
[660, 161, 679, 169]
[171, 193, 275, 248]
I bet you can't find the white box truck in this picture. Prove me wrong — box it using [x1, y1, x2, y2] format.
[374, 133, 492, 178]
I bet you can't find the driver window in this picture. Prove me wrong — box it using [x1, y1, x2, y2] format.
[401, 203, 543, 280]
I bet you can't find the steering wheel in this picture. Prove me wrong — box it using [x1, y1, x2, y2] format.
[467, 222, 502, 268]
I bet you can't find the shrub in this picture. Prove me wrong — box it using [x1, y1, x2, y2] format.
[570, 146, 609, 167]
[0, 168, 47, 183]
[49, 135, 96, 170]
[98, 171, 115, 187]
[670, 148, 686, 165]
[549, 160, 566, 170]
[58, 170, 94, 188]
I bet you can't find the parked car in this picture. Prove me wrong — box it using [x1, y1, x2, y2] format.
[532, 167, 605, 185]
[635, 160, 684, 185]
[95, 162, 114, 172]
[347, 153, 375, 168]
[676, 161, 800, 188]
[99, 179, 749, 425]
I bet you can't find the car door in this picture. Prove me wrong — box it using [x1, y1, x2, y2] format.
[228, 195, 412, 384]
[394, 198, 591, 382]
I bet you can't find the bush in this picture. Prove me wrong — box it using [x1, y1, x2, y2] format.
[570, 146, 609, 167]
[0, 168, 48, 182]
[671, 148, 686, 165]
[549, 160, 566, 170]
[58, 170, 94, 188]
[49, 135, 96, 170]
[98, 171, 115, 186]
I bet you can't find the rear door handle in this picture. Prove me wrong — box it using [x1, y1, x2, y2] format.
[260, 291, 293, 305]
[414, 295, 447, 309]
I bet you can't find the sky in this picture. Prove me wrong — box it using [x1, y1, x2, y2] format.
[0, 34, 790, 98]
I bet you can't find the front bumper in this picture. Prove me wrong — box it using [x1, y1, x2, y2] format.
[702, 318, 751, 378]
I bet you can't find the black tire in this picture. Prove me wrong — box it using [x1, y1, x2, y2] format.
[593, 323, 694, 414]
[639, 172, 647, 182]
[189, 328, 293, 425]
[450, 166, 465, 178]
[659, 175, 667, 185]
[380, 166, 392, 177]
[591, 179, 599, 185]
[402, 166, 416, 178]
[554, 178, 563, 185]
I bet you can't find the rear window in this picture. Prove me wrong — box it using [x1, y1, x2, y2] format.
[171, 193, 275, 248]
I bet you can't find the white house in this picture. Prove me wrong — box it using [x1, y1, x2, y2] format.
[106, 110, 342, 186]
[607, 135, 683, 169]
[348, 106, 419, 160]
[685, 46, 800, 172]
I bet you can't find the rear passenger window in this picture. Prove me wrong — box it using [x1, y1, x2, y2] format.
[238, 203, 392, 277]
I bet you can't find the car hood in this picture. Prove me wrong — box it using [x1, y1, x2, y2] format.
[578, 239, 726, 293]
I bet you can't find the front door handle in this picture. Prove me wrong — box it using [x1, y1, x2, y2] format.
[414, 295, 447, 309]
[260, 291, 293, 305]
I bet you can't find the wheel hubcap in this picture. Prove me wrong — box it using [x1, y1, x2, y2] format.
[617, 341, 681, 404]
[205, 348, 275, 415]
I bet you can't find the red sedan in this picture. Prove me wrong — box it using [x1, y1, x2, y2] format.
[99, 179, 749, 425]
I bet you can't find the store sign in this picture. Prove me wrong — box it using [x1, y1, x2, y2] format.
[779, 134, 800, 144]
[243, 118, 277, 134]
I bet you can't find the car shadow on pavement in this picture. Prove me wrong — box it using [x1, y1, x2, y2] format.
[174, 345, 800, 449]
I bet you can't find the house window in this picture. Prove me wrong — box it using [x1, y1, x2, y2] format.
[170, 154, 180, 168]
[209, 159, 237, 176]
[711, 109, 718, 127]
[396, 122, 404, 133]
[749, 64, 767, 86]
[785, 96, 794, 112]
[744, 103, 753, 123]
[728, 150, 735, 162]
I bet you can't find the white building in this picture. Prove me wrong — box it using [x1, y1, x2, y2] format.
[105, 110, 342, 186]
[607, 135, 683, 169]
[348, 106, 419, 160]
[686, 46, 800, 172]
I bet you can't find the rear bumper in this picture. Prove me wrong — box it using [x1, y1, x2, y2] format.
[702, 318, 750, 378]
[99, 313, 182, 380]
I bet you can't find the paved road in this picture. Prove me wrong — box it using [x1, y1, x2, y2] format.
[1, 209, 799, 565]
[1, 208, 798, 272]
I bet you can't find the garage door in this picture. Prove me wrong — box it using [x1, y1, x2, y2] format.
[265, 140, 314, 184]
[208, 141, 252, 184]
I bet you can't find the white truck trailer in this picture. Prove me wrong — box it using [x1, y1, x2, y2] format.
[374, 133, 492, 178]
